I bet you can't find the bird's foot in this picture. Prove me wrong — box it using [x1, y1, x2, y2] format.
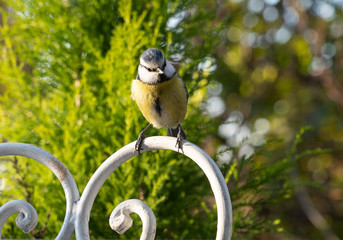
[135, 133, 145, 155]
[175, 132, 184, 154]
[135, 124, 152, 155]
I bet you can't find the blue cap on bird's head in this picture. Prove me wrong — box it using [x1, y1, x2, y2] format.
[140, 48, 165, 69]
[137, 48, 176, 84]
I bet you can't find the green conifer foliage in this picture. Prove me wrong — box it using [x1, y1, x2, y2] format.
[0, 0, 327, 239]
[0, 0, 217, 239]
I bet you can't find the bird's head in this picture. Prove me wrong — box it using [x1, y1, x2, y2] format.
[137, 48, 176, 85]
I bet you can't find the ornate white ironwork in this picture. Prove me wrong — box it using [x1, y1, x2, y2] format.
[109, 199, 156, 240]
[0, 200, 38, 235]
[0, 136, 232, 239]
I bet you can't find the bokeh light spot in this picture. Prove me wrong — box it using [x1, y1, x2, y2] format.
[242, 31, 258, 47]
[274, 100, 290, 115]
[227, 27, 242, 42]
[330, 20, 343, 38]
[254, 118, 270, 134]
[310, 57, 328, 76]
[234, 124, 251, 146]
[296, 0, 313, 11]
[303, 29, 318, 44]
[227, 110, 244, 125]
[321, 43, 336, 59]
[250, 132, 265, 146]
[248, 0, 265, 13]
[243, 13, 259, 28]
[283, 7, 299, 27]
[238, 144, 254, 159]
[313, 169, 329, 184]
[217, 145, 234, 166]
[274, 26, 292, 44]
[264, 0, 280, 6]
[208, 81, 223, 96]
[314, 2, 335, 20]
[204, 96, 226, 118]
[218, 122, 239, 139]
[263, 6, 279, 22]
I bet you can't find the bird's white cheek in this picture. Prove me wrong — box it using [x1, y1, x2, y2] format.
[138, 68, 159, 84]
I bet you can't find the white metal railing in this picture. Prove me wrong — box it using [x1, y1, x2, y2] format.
[0, 137, 232, 240]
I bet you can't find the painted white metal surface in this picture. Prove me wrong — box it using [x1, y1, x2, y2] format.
[0, 200, 38, 235]
[109, 199, 156, 240]
[0, 137, 232, 239]
[0, 143, 80, 240]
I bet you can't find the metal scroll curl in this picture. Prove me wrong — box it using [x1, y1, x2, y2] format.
[0, 200, 38, 236]
[75, 136, 232, 240]
[0, 137, 232, 240]
[0, 143, 80, 240]
[109, 199, 156, 240]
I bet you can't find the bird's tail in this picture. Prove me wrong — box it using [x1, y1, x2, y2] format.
[167, 124, 187, 139]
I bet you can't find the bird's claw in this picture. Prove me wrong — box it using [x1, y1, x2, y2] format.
[135, 124, 152, 155]
[175, 135, 184, 154]
[135, 134, 145, 155]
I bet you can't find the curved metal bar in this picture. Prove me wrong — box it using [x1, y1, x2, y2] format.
[75, 136, 232, 240]
[109, 199, 156, 240]
[0, 200, 38, 239]
[0, 143, 80, 240]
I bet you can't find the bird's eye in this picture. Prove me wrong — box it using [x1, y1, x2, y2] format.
[140, 64, 156, 72]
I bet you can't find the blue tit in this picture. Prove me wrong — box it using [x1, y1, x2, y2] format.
[131, 48, 188, 153]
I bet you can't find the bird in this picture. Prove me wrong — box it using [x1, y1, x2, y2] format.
[131, 48, 188, 154]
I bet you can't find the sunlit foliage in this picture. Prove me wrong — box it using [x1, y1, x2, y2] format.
[0, 0, 342, 239]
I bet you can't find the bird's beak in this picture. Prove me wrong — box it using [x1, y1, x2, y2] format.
[157, 68, 164, 74]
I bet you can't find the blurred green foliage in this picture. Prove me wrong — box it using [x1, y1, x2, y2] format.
[0, 0, 342, 239]
[194, 0, 343, 239]
[0, 0, 216, 238]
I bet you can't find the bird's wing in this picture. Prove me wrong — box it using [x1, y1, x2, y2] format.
[180, 74, 188, 100]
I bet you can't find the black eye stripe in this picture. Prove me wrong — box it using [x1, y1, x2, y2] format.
[140, 64, 158, 72]
[140, 58, 166, 72]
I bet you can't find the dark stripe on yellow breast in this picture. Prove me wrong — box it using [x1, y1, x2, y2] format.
[131, 74, 188, 128]
[154, 98, 162, 117]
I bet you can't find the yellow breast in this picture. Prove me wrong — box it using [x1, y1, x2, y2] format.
[131, 75, 188, 128]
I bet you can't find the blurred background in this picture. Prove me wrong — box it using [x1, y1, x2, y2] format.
[0, 0, 342, 239]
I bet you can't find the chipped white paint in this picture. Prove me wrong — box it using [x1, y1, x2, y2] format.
[0, 137, 232, 240]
